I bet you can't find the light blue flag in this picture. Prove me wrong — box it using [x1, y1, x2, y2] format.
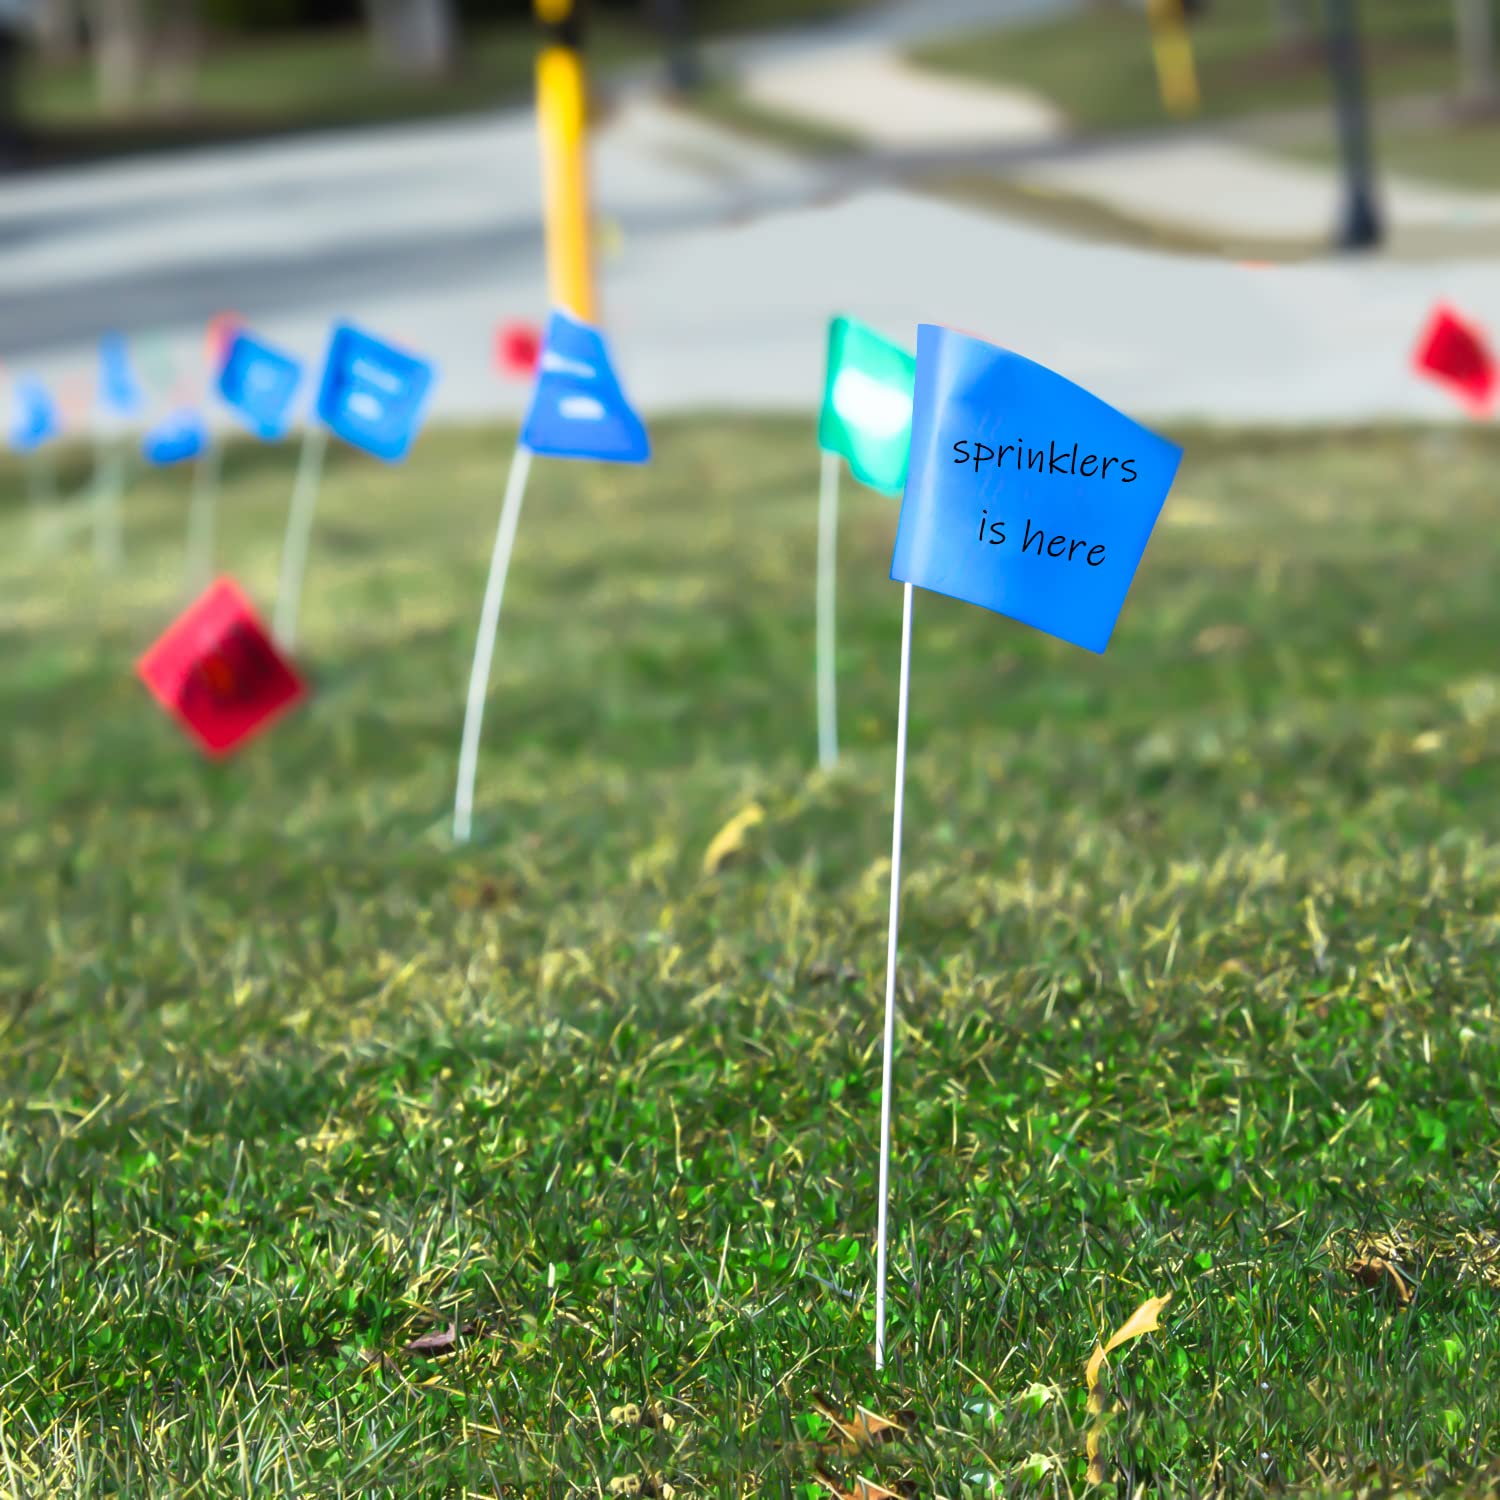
[10, 378, 59, 452]
[890, 324, 1182, 654]
[99, 333, 143, 417]
[143, 409, 209, 466]
[520, 309, 649, 464]
[218, 332, 303, 441]
[315, 322, 435, 463]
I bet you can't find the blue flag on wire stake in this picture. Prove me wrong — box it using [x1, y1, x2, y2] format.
[143, 409, 209, 466]
[99, 333, 143, 417]
[520, 309, 649, 464]
[890, 325, 1182, 654]
[315, 322, 434, 462]
[10, 378, 59, 451]
[218, 332, 304, 441]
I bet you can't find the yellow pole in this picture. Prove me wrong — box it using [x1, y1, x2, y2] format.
[1146, 0, 1201, 118]
[535, 1, 597, 321]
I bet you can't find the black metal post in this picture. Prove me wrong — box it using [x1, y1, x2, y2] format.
[1326, 0, 1381, 249]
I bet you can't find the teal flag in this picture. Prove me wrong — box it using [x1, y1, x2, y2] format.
[817, 316, 915, 495]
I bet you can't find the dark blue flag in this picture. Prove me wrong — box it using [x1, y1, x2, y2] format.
[143, 409, 209, 466]
[218, 332, 304, 441]
[315, 322, 434, 462]
[520, 309, 649, 464]
[10, 378, 59, 452]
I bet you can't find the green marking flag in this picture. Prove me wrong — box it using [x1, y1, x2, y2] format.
[818, 316, 916, 495]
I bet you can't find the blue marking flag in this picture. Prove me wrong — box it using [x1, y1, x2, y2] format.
[99, 333, 143, 417]
[10, 378, 60, 452]
[520, 309, 649, 464]
[143, 409, 209, 466]
[218, 331, 303, 441]
[314, 322, 434, 462]
[890, 325, 1182, 654]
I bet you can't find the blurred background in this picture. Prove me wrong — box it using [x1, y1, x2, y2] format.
[1, 0, 1498, 432]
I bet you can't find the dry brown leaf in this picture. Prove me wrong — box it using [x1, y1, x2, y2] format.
[1348, 1256, 1413, 1307]
[399, 1319, 479, 1359]
[1085, 1293, 1173, 1394]
[701, 803, 764, 876]
[810, 1396, 908, 1454]
[1085, 1426, 1106, 1485]
[1193, 623, 1249, 656]
[811, 1470, 906, 1500]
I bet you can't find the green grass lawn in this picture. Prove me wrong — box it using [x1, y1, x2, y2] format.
[2, 417, 1499, 1496]
[912, 0, 1465, 134]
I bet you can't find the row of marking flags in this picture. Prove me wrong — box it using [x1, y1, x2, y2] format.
[30, 295, 1491, 760]
[136, 306, 648, 759]
[8, 320, 434, 464]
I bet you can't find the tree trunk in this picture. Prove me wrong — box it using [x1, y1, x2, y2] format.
[0, 24, 19, 167]
[1455, 0, 1498, 107]
[364, 0, 455, 77]
[153, 0, 201, 109]
[90, 0, 148, 111]
[36, 0, 86, 63]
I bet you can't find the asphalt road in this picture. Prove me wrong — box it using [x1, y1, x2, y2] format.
[1, 28, 1497, 431]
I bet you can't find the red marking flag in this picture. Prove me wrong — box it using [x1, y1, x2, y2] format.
[207, 311, 244, 371]
[1413, 303, 1496, 417]
[495, 321, 542, 380]
[137, 579, 306, 756]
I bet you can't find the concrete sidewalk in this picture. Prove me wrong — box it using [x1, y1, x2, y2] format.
[736, 45, 1500, 247]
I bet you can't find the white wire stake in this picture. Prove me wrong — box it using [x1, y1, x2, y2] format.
[24, 448, 58, 550]
[273, 423, 330, 650]
[816, 449, 841, 770]
[874, 579, 914, 1372]
[91, 434, 126, 570]
[453, 441, 536, 844]
[185, 438, 224, 594]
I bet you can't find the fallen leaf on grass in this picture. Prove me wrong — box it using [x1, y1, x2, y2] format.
[812, 1470, 909, 1500]
[701, 802, 764, 876]
[399, 1319, 481, 1359]
[1085, 1293, 1173, 1397]
[810, 1396, 911, 1454]
[1193, 623, 1249, 655]
[1348, 1256, 1413, 1307]
[1084, 1293, 1173, 1485]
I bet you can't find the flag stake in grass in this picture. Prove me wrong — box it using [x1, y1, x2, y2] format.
[90, 436, 127, 570]
[451, 308, 648, 845]
[873, 577, 913, 1372]
[274, 323, 435, 651]
[815, 448, 841, 770]
[185, 439, 225, 595]
[453, 441, 535, 845]
[92, 333, 144, 572]
[872, 324, 1182, 1368]
[23, 448, 58, 549]
[815, 316, 915, 773]
[273, 422, 330, 649]
[9, 375, 62, 550]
